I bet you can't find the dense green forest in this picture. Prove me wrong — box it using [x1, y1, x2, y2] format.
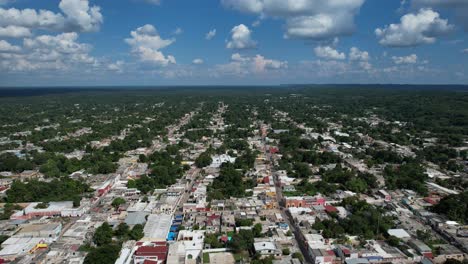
[5, 178, 92, 204]
[433, 192, 468, 224]
[313, 197, 395, 240]
[208, 163, 255, 200]
[0, 86, 467, 221]
[0, 86, 466, 264]
[0, 86, 466, 176]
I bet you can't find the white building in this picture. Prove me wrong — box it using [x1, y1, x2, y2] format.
[142, 214, 172, 242]
[253, 241, 281, 257]
[209, 154, 236, 168]
[167, 230, 205, 264]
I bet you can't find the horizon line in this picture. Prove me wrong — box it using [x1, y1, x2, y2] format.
[1, 83, 468, 89]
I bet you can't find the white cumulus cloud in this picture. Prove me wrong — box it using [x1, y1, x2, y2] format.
[0, 32, 98, 72]
[314, 46, 346, 60]
[359, 61, 372, 70]
[348, 47, 371, 70]
[0, 25, 31, 37]
[173, 27, 183, 35]
[231, 53, 249, 62]
[205, 29, 216, 40]
[59, 0, 103, 32]
[226, 24, 256, 49]
[192, 58, 204, 64]
[413, 0, 468, 31]
[215, 53, 286, 76]
[125, 24, 176, 66]
[0, 8, 65, 31]
[349, 47, 369, 61]
[0, 0, 103, 33]
[392, 54, 418, 64]
[375, 8, 454, 47]
[108, 60, 124, 72]
[24, 32, 91, 54]
[253, 54, 287, 72]
[0, 39, 20, 52]
[221, 0, 365, 40]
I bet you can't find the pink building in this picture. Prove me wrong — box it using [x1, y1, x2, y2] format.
[97, 180, 113, 196]
[285, 195, 326, 208]
[11, 202, 73, 220]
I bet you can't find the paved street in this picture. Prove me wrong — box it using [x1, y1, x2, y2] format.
[263, 134, 313, 264]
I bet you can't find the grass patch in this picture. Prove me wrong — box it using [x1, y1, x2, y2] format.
[203, 252, 210, 263]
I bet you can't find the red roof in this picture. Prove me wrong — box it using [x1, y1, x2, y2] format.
[270, 147, 279, 154]
[206, 214, 220, 225]
[208, 214, 220, 221]
[135, 246, 168, 258]
[424, 197, 438, 205]
[70, 244, 80, 251]
[143, 260, 158, 264]
[324, 205, 338, 213]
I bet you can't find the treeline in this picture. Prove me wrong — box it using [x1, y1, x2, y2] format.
[276, 132, 314, 153]
[0, 153, 35, 172]
[365, 148, 404, 165]
[268, 87, 468, 147]
[273, 133, 343, 177]
[384, 162, 428, 195]
[128, 149, 186, 193]
[223, 103, 253, 129]
[84, 222, 144, 264]
[0, 150, 119, 176]
[208, 163, 255, 200]
[0, 203, 22, 220]
[2, 90, 199, 146]
[182, 102, 219, 130]
[419, 146, 463, 172]
[433, 192, 468, 224]
[295, 165, 377, 195]
[184, 129, 213, 142]
[40, 151, 118, 176]
[5, 178, 92, 204]
[195, 151, 212, 168]
[313, 197, 394, 240]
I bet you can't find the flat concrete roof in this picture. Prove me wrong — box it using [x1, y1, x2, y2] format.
[143, 214, 172, 241]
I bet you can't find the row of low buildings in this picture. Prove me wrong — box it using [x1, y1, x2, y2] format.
[0, 222, 62, 261]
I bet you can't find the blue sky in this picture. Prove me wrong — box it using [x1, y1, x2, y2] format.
[0, 0, 467, 86]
